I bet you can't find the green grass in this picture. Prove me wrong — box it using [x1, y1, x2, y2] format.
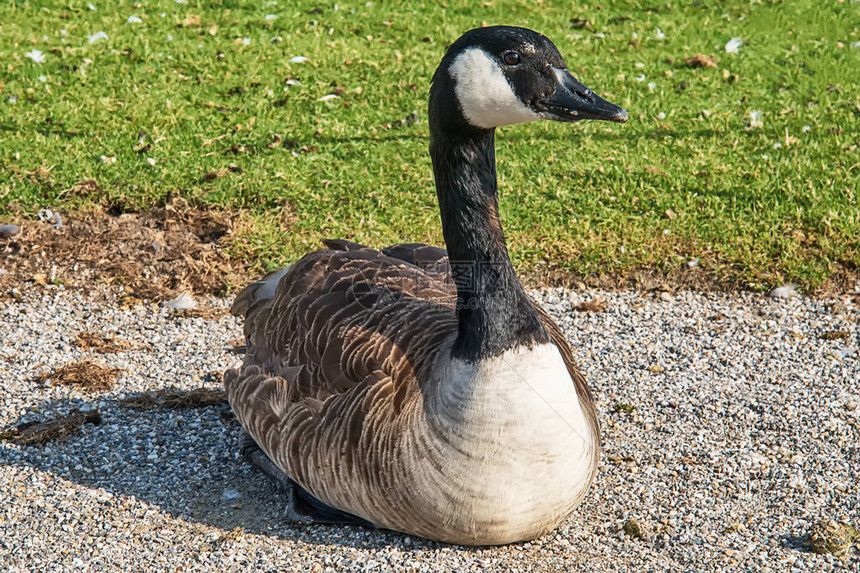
[1, 0, 858, 290]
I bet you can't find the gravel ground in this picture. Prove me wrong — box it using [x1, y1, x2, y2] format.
[0, 284, 858, 572]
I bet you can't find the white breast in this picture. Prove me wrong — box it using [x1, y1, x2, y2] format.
[412, 343, 597, 543]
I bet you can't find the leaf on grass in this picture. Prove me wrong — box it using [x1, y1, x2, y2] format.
[685, 54, 717, 68]
[182, 14, 201, 27]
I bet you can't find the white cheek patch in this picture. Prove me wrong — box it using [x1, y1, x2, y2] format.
[448, 47, 541, 129]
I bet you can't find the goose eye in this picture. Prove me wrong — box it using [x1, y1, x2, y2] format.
[503, 51, 521, 66]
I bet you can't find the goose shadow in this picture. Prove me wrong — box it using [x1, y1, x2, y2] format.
[0, 394, 463, 552]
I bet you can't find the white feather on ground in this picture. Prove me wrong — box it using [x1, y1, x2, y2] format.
[163, 292, 198, 310]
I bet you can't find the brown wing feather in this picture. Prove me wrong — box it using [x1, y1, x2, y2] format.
[225, 242, 457, 513]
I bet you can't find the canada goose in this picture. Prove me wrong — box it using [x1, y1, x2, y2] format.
[225, 25, 627, 546]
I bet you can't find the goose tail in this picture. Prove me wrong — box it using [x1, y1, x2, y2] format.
[230, 266, 291, 318]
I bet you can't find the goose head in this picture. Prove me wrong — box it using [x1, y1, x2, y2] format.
[430, 26, 628, 132]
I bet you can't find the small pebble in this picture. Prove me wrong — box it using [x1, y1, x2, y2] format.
[0, 223, 22, 238]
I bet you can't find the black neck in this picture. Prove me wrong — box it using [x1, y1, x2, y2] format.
[430, 127, 548, 361]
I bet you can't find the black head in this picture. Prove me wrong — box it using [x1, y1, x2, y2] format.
[430, 26, 627, 132]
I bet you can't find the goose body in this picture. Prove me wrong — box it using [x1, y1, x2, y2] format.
[225, 26, 627, 545]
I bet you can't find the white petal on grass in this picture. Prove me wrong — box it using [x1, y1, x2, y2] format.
[802, 125, 811, 133]
[852, 41, 860, 49]
[289, 56, 308, 63]
[725, 37, 743, 53]
[25, 50, 47, 64]
[317, 94, 339, 102]
[127, 15, 142, 24]
[163, 293, 197, 310]
[285, 79, 301, 86]
[242, 38, 251, 46]
[38, 75, 48, 82]
[655, 28, 665, 39]
[635, 73, 646, 82]
[88, 3, 97, 10]
[146, 157, 156, 167]
[175, 0, 188, 3]
[634, 62, 645, 69]
[656, 112, 666, 120]
[88, 31, 108, 44]
[265, 14, 278, 20]
[749, 110, 763, 128]
[773, 142, 782, 150]
[647, 82, 656, 92]
[61, 29, 69, 36]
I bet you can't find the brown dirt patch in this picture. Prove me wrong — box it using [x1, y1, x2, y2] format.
[0, 408, 102, 446]
[119, 387, 228, 410]
[1, 202, 856, 298]
[36, 360, 123, 392]
[0, 200, 250, 301]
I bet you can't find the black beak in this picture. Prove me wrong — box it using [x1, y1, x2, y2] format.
[542, 68, 628, 123]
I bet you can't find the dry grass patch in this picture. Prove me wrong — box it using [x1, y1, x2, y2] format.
[0, 408, 102, 446]
[575, 298, 608, 312]
[119, 387, 228, 410]
[37, 360, 123, 392]
[0, 200, 250, 300]
[74, 331, 136, 354]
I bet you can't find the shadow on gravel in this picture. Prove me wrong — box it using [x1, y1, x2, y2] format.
[0, 396, 465, 552]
